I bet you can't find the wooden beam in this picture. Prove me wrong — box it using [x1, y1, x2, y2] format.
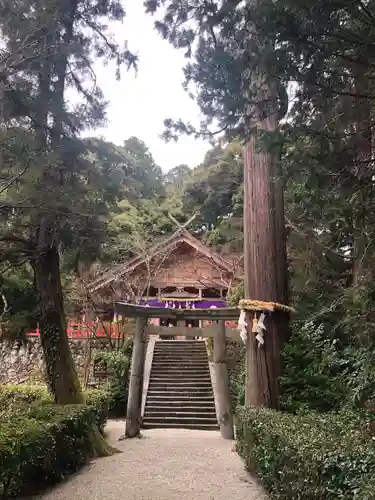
[145, 325, 240, 340]
[213, 321, 234, 440]
[168, 212, 197, 231]
[115, 302, 239, 320]
[125, 317, 147, 438]
[105, 323, 240, 339]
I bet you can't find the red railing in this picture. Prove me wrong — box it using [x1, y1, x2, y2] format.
[1, 320, 238, 339]
[26, 321, 127, 339]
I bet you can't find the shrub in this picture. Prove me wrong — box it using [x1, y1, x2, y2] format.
[280, 322, 350, 412]
[84, 388, 109, 433]
[228, 341, 246, 413]
[236, 406, 375, 500]
[94, 339, 133, 416]
[0, 385, 50, 416]
[0, 385, 109, 432]
[0, 404, 96, 498]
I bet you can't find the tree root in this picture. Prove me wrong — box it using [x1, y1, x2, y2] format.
[90, 427, 120, 457]
[118, 431, 144, 440]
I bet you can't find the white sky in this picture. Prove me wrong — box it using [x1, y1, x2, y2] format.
[92, 2, 210, 172]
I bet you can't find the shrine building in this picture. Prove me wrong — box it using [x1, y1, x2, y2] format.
[88, 219, 240, 330]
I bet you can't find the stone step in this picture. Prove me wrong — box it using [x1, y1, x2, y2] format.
[153, 357, 206, 360]
[152, 355, 208, 360]
[152, 356, 207, 361]
[150, 374, 211, 380]
[148, 389, 213, 396]
[151, 360, 209, 366]
[153, 346, 207, 351]
[155, 341, 205, 345]
[148, 383, 213, 391]
[151, 368, 210, 374]
[146, 402, 215, 410]
[145, 407, 216, 416]
[146, 395, 215, 403]
[153, 346, 206, 351]
[154, 343, 206, 347]
[153, 344, 206, 349]
[153, 351, 207, 360]
[151, 367, 209, 373]
[152, 356, 206, 360]
[144, 340, 216, 431]
[142, 421, 219, 430]
[143, 415, 218, 425]
[153, 361, 209, 366]
[154, 344, 206, 348]
[149, 383, 212, 390]
[147, 395, 214, 402]
[152, 359, 208, 364]
[149, 376, 212, 382]
[152, 359, 209, 370]
[153, 348, 206, 352]
[149, 376, 211, 389]
[154, 342, 206, 346]
[152, 359, 208, 365]
[149, 376, 212, 383]
[145, 414, 217, 422]
[147, 389, 214, 397]
[147, 384, 212, 391]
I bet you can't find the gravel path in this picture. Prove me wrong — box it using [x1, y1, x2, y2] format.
[31, 420, 266, 500]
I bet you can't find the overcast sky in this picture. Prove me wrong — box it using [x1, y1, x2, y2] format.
[92, 2, 210, 172]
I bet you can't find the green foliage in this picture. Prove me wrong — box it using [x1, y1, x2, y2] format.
[280, 322, 350, 412]
[280, 321, 375, 412]
[0, 0, 138, 402]
[346, 346, 375, 409]
[0, 404, 97, 498]
[0, 265, 38, 340]
[227, 282, 244, 307]
[123, 137, 165, 200]
[0, 385, 109, 432]
[146, 0, 375, 415]
[178, 141, 244, 252]
[84, 389, 109, 433]
[0, 385, 50, 417]
[228, 353, 245, 413]
[94, 339, 133, 416]
[236, 406, 375, 500]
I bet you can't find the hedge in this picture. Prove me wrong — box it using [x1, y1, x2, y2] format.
[0, 404, 97, 498]
[0, 385, 109, 432]
[236, 406, 375, 500]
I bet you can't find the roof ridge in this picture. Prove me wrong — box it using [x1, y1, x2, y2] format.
[88, 228, 234, 292]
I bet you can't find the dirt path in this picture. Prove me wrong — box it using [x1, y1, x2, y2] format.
[31, 420, 266, 500]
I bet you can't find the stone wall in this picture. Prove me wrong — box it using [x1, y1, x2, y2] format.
[0, 338, 105, 385]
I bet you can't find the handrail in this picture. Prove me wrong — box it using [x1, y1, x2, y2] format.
[1, 320, 238, 339]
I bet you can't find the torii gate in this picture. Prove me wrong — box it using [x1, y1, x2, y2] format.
[114, 301, 240, 440]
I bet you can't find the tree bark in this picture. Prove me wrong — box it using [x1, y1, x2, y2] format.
[33, 244, 83, 404]
[126, 317, 147, 438]
[350, 74, 372, 345]
[243, 91, 289, 409]
[213, 321, 234, 439]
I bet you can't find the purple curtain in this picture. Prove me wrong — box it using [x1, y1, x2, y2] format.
[140, 299, 227, 309]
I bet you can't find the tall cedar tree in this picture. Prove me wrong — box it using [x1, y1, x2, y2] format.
[145, 0, 289, 407]
[0, 0, 135, 405]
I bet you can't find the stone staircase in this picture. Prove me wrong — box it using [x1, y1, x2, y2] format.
[143, 340, 219, 430]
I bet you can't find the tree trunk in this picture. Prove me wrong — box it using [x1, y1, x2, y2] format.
[350, 75, 372, 345]
[243, 91, 289, 409]
[213, 321, 234, 439]
[126, 317, 147, 437]
[28, 2, 117, 458]
[33, 244, 83, 404]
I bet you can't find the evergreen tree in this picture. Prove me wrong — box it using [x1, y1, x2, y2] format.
[0, 0, 135, 405]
